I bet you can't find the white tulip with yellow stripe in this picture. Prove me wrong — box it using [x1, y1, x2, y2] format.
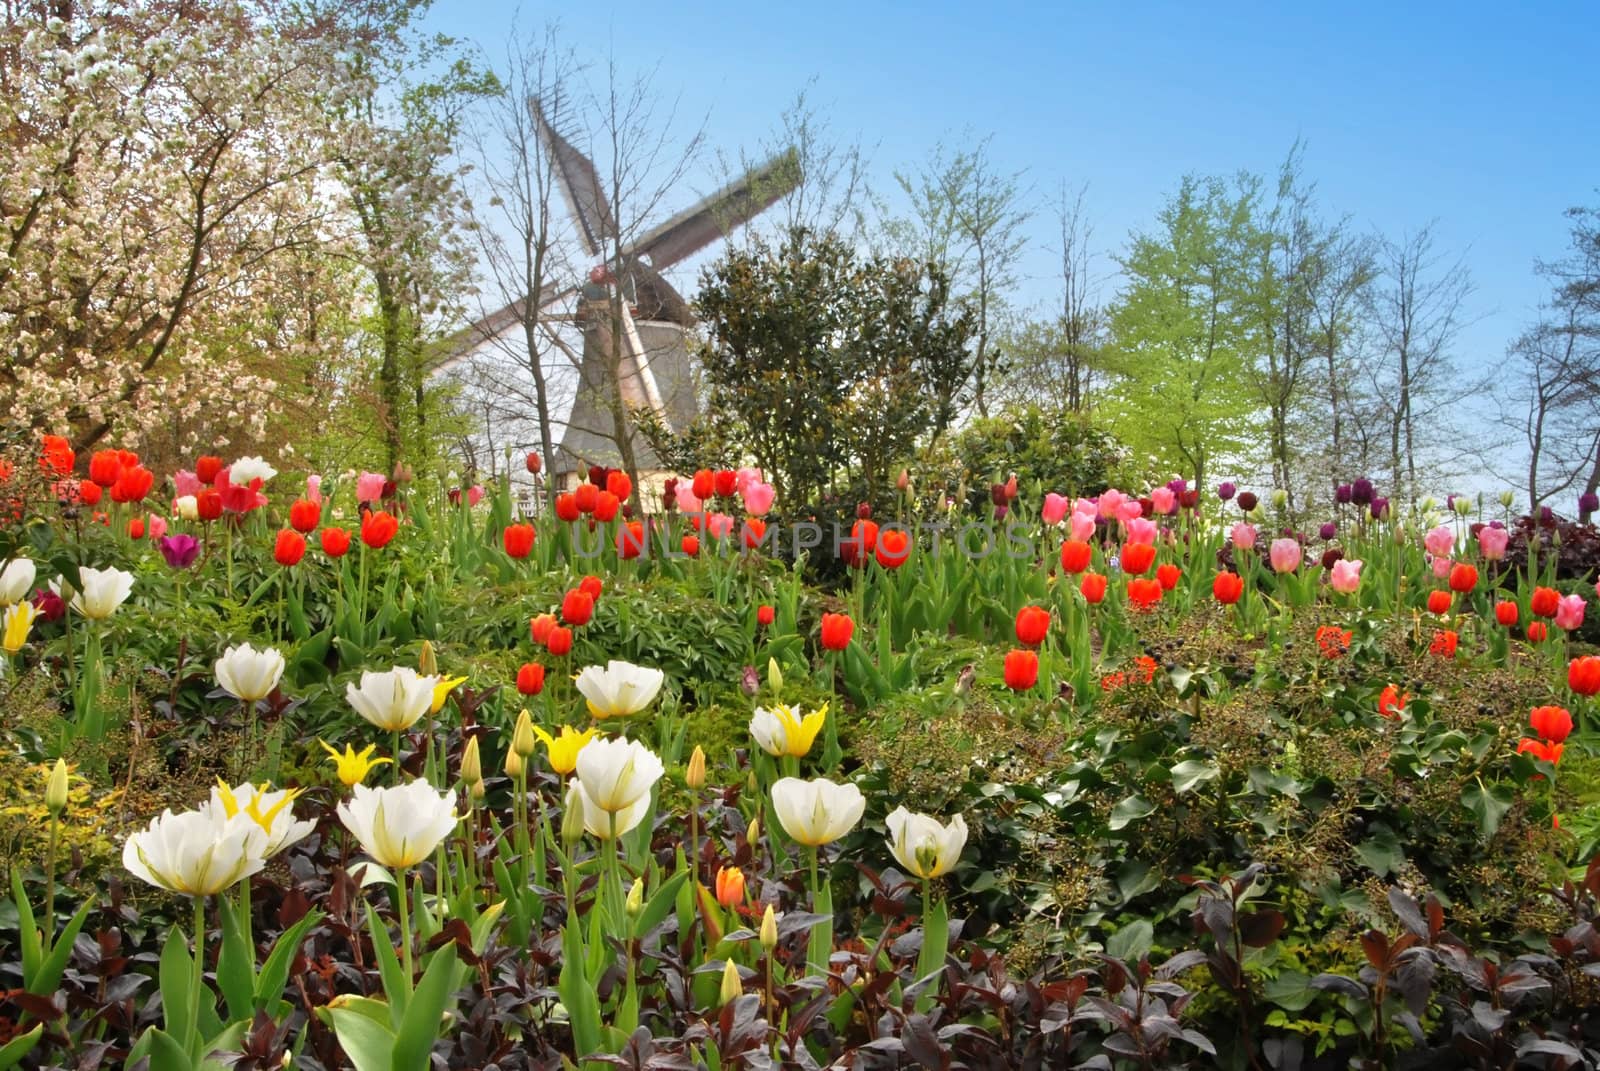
[336, 780, 458, 870]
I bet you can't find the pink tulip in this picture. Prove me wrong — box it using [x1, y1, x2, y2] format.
[1556, 594, 1587, 631]
[1269, 538, 1302, 573]
[707, 513, 735, 540]
[306, 474, 323, 504]
[1329, 558, 1362, 594]
[676, 484, 703, 513]
[356, 471, 386, 504]
[1042, 493, 1069, 526]
[1096, 489, 1125, 519]
[1477, 526, 1508, 561]
[736, 467, 764, 495]
[1117, 499, 1144, 523]
[172, 469, 202, 498]
[1074, 497, 1098, 518]
[1150, 487, 1176, 515]
[1230, 523, 1257, 551]
[1126, 517, 1158, 545]
[1431, 555, 1452, 579]
[467, 485, 484, 507]
[742, 481, 775, 516]
[1069, 511, 1097, 542]
[1423, 526, 1454, 558]
[147, 514, 168, 540]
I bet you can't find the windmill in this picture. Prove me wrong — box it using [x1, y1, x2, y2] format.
[434, 96, 801, 503]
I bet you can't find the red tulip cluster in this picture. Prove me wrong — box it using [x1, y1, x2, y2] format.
[1519, 705, 1571, 772]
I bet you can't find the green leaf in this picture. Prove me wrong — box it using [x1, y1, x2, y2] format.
[157, 926, 194, 1045]
[390, 945, 459, 1071]
[318, 1006, 395, 1071]
[32, 899, 93, 998]
[1105, 918, 1153, 962]
[255, 910, 323, 1014]
[1355, 828, 1405, 878]
[1108, 794, 1157, 831]
[1263, 969, 1317, 1012]
[364, 901, 407, 1026]
[558, 912, 602, 1058]
[0, 1025, 42, 1071]
[215, 897, 255, 1024]
[1462, 783, 1514, 840]
[632, 872, 688, 941]
[913, 896, 949, 1012]
[143, 1026, 194, 1071]
[1170, 759, 1220, 795]
[9, 870, 40, 984]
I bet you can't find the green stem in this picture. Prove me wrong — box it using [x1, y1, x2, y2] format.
[44, 816, 58, 933]
[392, 730, 402, 785]
[396, 875, 414, 995]
[191, 897, 206, 1052]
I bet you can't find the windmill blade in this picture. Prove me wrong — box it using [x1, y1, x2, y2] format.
[530, 95, 614, 258]
[627, 146, 801, 270]
[426, 279, 576, 376]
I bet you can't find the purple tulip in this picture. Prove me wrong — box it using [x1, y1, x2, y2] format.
[1351, 479, 1373, 505]
[1335, 484, 1352, 504]
[1320, 522, 1337, 540]
[1370, 496, 1389, 520]
[158, 533, 200, 570]
[1580, 492, 1599, 514]
[1217, 482, 1236, 501]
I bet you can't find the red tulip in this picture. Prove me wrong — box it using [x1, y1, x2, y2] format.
[1527, 621, 1548, 643]
[1014, 605, 1050, 646]
[593, 491, 620, 522]
[757, 604, 775, 627]
[545, 626, 573, 657]
[88, 450, 123, 487]
[692, 469, 714, 500]
[1212, 572, 1244, 605]
[127, 518, 145, 539]
[742, 518, 767, 551]
[681, 534, 700, 557]
[530, 613, 556, 645]
[1517, 737, 1564, 767]
[555, 493, 580, 522]
[321, 526, 351, 557]
[1529, 704, 1574, 743]
[713, 469, 738, 498]
[274, 529, 306, 566]
[1126, 577, 1162, 611]
[1447, 563, 1478, 593]
[361, 510, 399, 548]
[617, 520, 645, 559]
[1379, 684, 1408, 720]
[525, 452, 542, 474]
[78, 480, 103, 506]
[1120, 542, 1155, 575]
[502, 522, 536, 560]
[820, 612, 854, 651]
[289, 499, 321, 533]
[841, 519, 879, 568]
[579, 575, 603, 601]
[1080, 572, 1108, 604]
[1003, 649, 1039, 691]
[1569, 655, 1600, 698]
[1059, 540, 1092, 574]
[1531, 586, 1560, 618]
[1316, 626, 1352, 659]
[574, 483, 599, 514]
[561, 589, 595, 627]
[1429, 630, 1459, 658]
[1426, 590, 1452, 615]
[605, 470, 632, 501]
[38, 435, 74, 475]
[1156, 563, 1181, 591]
[516, 662, 546, 696]
[874, 528, 910, 568]
[1493, 601, 1519, 627]
[195, 455, 224, 484]
[197, 489, 223, 521]
[110, 465, 154, 504]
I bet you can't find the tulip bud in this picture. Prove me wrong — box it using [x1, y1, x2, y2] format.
[459, 736, 482, 785]
[718, 958, 742, 1005]
[1420, 496, 1436, 514]
[504, 748, 524, 779]
[469, 777, 486, 800]
[1499, 490, 1515, 508]
[512, 709, 536, 758]
[1271, 488, 1287, 510]
[45, 758, 69, 816]
[685, 745, 706, 790]
[746, 815, 760, 846]
[767, 657, 783, 696]
[746, 770, 758, 793]
[1454, 496, 1473, 517]
[759, 903, 778, 951]
[561, 783, 584, 846]
[896, 468, 910, 491]
[418, 640, 438, 677]
[626, 877, 644, 917]
[740, 665, 759, 697]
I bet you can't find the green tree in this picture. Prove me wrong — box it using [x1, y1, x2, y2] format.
[1104, 175, 1264, 492]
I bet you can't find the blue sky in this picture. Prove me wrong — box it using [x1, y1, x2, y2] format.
[429, 1, 1598, 377]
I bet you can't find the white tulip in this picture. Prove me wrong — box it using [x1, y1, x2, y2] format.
[771, 777, 866, 847]
[885, 806, 968, 880]
[566, 778, 652, 840]
[574, 660, 665, 719]
[572, 736, 664, 837]
[205, 781, 314, 858]
[215, 643, 286, 703]
[55, 566, 134, 619]
[175, 495, 199, 521]
[229, 456, 278, 484]
[123, 807, 267, 896]
[345, 667, 440, 732]
[337, 780, 458, 869]
[0, 557, 36, 605]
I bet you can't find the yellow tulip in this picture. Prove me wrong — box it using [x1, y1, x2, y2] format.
[2, 601, 37, 654]
[45, 759, 69, 816]
[459, 736, 482, 784]
[430, 675, 468, 715]
[318, 740, 392, 787]
[748, 703, 828, 759]
[685, 745, 707, 790]
[719, 958, 742, 1005]
[532, 724, 598, 777]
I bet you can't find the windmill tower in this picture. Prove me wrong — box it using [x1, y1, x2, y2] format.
[434, 97, 800, 506]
